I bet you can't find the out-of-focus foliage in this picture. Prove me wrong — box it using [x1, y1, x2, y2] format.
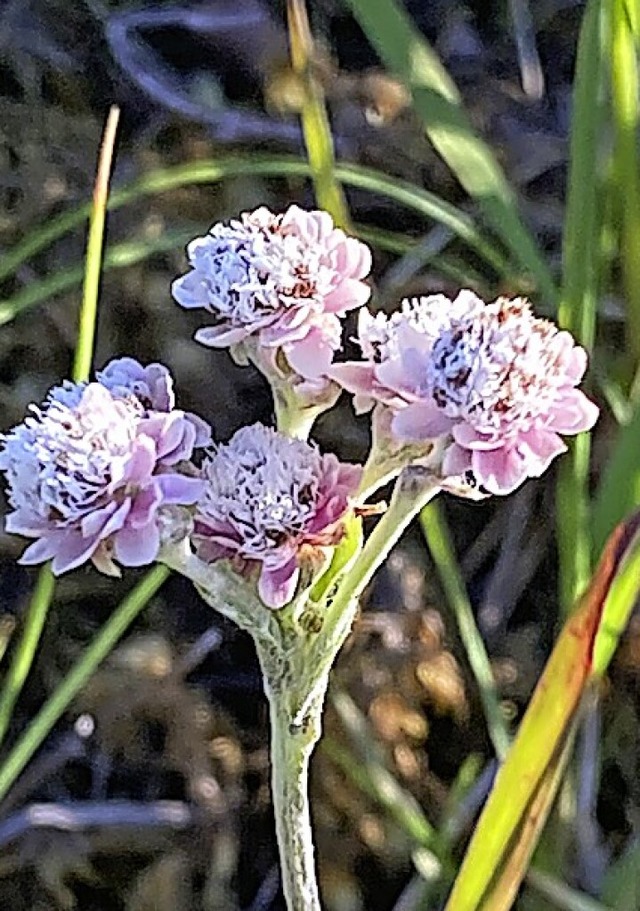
[1, 1, 640, 910]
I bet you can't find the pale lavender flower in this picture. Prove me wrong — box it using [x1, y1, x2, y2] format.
[171, 205, 372, 380]
[332, 293, 599, 494]
[0, 376, 209, 576]
[96, 357, 211, 465]
[194, 424, 362, 608]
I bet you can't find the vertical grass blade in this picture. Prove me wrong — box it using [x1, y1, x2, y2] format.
[342, 0, 556, 302]
[419, 503, 510, 761]
[0, 108, 121, 752]
[73, 105, 120, 383]
[556, 0, 608, 610]
[286, 0, 351, 229]
[611, 0, 640, 377]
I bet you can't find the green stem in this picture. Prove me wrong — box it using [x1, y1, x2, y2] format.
[320, 467, 441, 670]
[286, 0, 351, 231]
[272, 384, 334, 443]
[0, 566, 168, 804]
[0, 568, 55, 747]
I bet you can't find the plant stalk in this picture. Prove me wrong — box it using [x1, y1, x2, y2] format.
[263, 671, 326, 911]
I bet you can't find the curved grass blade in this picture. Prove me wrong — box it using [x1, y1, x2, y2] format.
[341, 0, 556, 302]
[0, 156, 512, 286]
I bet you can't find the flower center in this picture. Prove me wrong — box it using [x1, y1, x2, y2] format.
[426, 298, 567, 435]
[1, 387, 140, 526]
[199, 425, 323, 555]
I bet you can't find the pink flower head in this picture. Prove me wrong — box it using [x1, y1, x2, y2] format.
[0, 377, 210, 576]
[194, 423, 362, 608]
[333, 293, 599, 495]
[171, 205, 372, 379]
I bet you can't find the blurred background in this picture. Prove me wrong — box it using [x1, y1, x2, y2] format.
[0, 1, 637, 909]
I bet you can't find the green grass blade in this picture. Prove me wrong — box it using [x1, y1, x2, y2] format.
[341, 0, 556, 302]
[0, 109, 120, 753]
[286, 0, 351, 228]
[329, 689, 439, 850]
[0, 229, 195, 327]
[0, 568, 55, 747]
[556, 0, 608, 610]
[0, 156, 512, 286]
[592, 401, 640, 553]
[592, 514, 640, 675]
[73, 106, 120, 383]
[0, 566, 169, 804]
[611, 0, 640, 377]
[419, 503, 510, 761]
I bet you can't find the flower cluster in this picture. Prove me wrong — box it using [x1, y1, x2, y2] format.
[331, 292, 599, 493]
[193, 424, 361, 608]
[0, 204, 600, 607]
[171, 204, 372, 381]
[0, 359, 209, 575]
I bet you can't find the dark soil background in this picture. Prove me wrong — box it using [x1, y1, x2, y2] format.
[0, 1, 638, 909]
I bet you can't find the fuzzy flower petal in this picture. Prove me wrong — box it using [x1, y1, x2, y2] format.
[97, 357, 212, 452]
[0, 376, 209, 575]
[333, 292, 598, 495]
[194, 423, 361, 608]
[172, 205, 372, 380]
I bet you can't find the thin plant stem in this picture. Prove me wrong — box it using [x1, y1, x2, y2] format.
[0, 107, 121, 753]
[0, 565, 169, 804]
[321, 470, 441, 638]
[162, 471, 442, 911]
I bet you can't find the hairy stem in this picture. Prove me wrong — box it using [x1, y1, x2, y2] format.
[263, 673, 326, 911]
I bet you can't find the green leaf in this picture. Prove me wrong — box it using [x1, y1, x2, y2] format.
[592, 512, 640, 676]
[592, 402, 640, 552]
